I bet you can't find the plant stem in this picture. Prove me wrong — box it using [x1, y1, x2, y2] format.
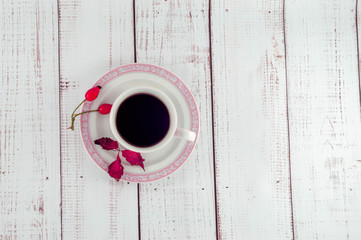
[70, 109, 98, 130]
[73, 110, 98, 118]
[70, 99, 86, 130]
[72, 99, 86, 117]
[71, 116, 75, 131]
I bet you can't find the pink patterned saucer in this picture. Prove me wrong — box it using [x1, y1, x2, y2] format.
[80, 63, 199, 182]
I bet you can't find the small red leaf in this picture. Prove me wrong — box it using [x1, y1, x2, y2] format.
[122, 150, 145, 171]
[94, 137, 119, 150]
[107, 153, 124, 181]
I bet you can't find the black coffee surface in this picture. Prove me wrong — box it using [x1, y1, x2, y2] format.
[116, 94, 170, 147]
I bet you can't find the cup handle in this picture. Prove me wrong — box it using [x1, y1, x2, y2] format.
[175, 128, 196, 142]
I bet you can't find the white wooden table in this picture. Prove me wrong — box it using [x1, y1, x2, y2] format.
[1, 0, 361, 239]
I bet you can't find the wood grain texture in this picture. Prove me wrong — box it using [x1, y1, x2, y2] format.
[211, 0, 293, 239]
[0, 0, 61, 239]
[135, 0, 217, 239]
[58, 0, 138, 239]
[285, 0, 361, 239]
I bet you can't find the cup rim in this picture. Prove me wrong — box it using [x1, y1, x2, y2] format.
[109, 87, 177, 153]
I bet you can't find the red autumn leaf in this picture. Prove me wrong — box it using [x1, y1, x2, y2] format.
[122, 150, 145, 171]
[94, 137, 119, 150]
[107, 153, 124, 181]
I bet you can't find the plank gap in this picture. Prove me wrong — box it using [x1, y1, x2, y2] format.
[208, 0, 220, 239]
[282, 0, 296, 239]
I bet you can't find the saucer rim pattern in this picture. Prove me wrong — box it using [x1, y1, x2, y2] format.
[80, 63, 200, 182]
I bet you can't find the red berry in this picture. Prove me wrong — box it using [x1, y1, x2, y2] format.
[85, 86, 101, 101]
[98, 104, 112, 114]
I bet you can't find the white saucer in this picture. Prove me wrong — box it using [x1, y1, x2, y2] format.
[80, 64, 199, 182]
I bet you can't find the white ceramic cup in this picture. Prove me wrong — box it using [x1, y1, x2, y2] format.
[109, 87, 196, 153]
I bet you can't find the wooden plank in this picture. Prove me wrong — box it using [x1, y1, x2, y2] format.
[135, 0, 217, 239]
[211, 0, 293, 239]
[0, 0, 61, 239]
[58, 0, 138, 239]
[286, 0, 361, 239]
